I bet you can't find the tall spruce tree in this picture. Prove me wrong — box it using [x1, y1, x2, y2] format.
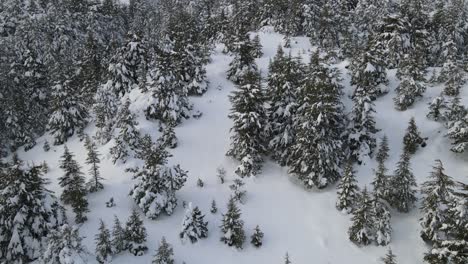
[288, 52, 346, 189]
[389, 151, 417, 213]
[95, 219, 112, 264]
[381, 248, 398, 264]
[336, 161, 360, 213]
[58, 146, 89, 223]
[0, 156, 65, 263]
[152, 237, 174, 264]
[40, 225, 87, 264]
[179, 204, 208, 243]
[226, 69, 267, 177]
[220, 197, 245, 249]
[111, 215, 127, 254]
[226, 34, 258, 85]
[110, 99, 141, 163]
[373, 198, 392, 246]
[402, 117, 425, 155]
[93, 83, 119, 144]
[372, 136, 391, 201]
[125, 209, 147, 256]
[84, 136, 103, 192]
[348, 187, 375, 245]
[394, 54, 426, 111]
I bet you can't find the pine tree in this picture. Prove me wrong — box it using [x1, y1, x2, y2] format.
[288, 53, 346, 189]
[152, 237, 174, 264]
[420, 160, 456, 243]
[226, 69, 267, 177]
[374, 199, 392, 246]
[336, 161, 360, 213]
[447, 112, 468, 153]
[180, 204, 208, 243]
[284, 252, 292, 264]
[110, 99, 141, 163]
[84, 137, 103, 192]
[226, 34, 258, 85]
[40, 225, 87, 264]
[48, 81, 89, 145]
[217, 167, 226, 184]
[111, 215, 126, 254]
[93, 83, 119, 144]
[43, 140, 50, 152]
[250, 225, 264, 248]
[427, 95, 447, 122]
[381, 248, 397, 264]
[444, 96, 466, 127]
[125, 209, 147, 256]
[210, 199, 218, 214]
[388, 151, 417, 213]
[229, 179, 247, 204]
[95, 220, 112, 264]
[348, 187, 375, 245]
[251, 34, 263, 58]
[372, 136, 391, 201]
[0, 156, 65, 263]
[130, 138, 188, 219]
[158, 124, 177, 149]
[58, 146, 89, 223]
[267, 47, 304, 166]
[394, 54, 426, 111]
[403, 117, 425, 155]
[220, 197, 245, 249]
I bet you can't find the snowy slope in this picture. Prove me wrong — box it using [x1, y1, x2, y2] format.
[18, 28, 467, 264]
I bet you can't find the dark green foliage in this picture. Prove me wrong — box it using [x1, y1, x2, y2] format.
[336, 161, 360, 213]
[41, 225, 86, 263]
[95, 220, 112, 264]
[220, 197, 245, 249]
[372, 136, 391, 201]
[111, 215, 126, 254]
[125, 209, 147, 256]
[84, 136, 103, 192]
[389, 151, 417, 213]
[226, 34, 258, 85]
[348, 187, 375, 245]
[210, 199, 217, 214]
[381, 248, 397, 264]
[251, 225, 264, 248]
[58, 146, 88, 223]
[403, 118, 425, 155]
[180, 204, 208, 243]
[110, 99, 141, 163]
[152, 237, 174, 264]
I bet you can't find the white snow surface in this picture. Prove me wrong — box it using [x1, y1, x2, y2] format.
[16, 28, 468, 263]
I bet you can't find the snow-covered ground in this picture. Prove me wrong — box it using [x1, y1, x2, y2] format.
[18, 28, 467, 263]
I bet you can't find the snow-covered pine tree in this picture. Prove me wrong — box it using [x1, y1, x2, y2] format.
[394, 54, 426, 111]
[288, 52, 346, 189]
[440, 39, 465, 97]
[348, 187, 375, 245]
[0, 156, 65, 263]
[251, 34, 263, 58]
[220, 197, 245, 249]
[336, 161, 360, 213]
[211, 199, 218, 214]
[125, 209, 147, 256]
[267, 47, 304, 166]
[250, 225, 264, 248]
[84, 136, 103, 192]
[229, 179, 247, 204]
[111, 215, 127, 254]
[40, 224, 87, 264]
[373, 198, 392, 246]
[402, 117, 425, 155]
[348, 79, 379, 163]
[93, 83, 119, 144]
[381, 248, 397, 264]
[447, 111, 468, 153]
[58, 146, 89, 223]
[227, 68, 267, 177]
[226, 34, 258, 85]
[43, 140, 51, 152]
[197, 178, 204, 188]
[145, 35, 192, 124]
[95, 219, 112, 264]
[444, 96, 467, 127]
[158, 124, 177, 149]
[179, 204, 208, 243]
[420, 160, 456, 243]
[48, 80, 89, 145]
[427, 95, 447, 122]
[217, 166, 226, 184]
[152, 237, 174, 264]
[372, 136, 391, 201]
[130, 138, 188, 219]
[110, 99, 141, 163]
[388, 150, 417, 213]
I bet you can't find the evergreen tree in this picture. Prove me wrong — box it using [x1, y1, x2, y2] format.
[372, 136, 391, 201]
[288, 53, 346, 189]
[158, 124, 177, 149]
[374, 199, 392, 246]
[152, 237, 174, 264]
[227, 69, 267, 177]
[394, 54, 426, 111]
[267, 47, 304, 166]
[420, 160, 456, 243]
[381, 248, 397, 264]
[284, 252, 292, 264]
[403, 117, 425, 155]
[226, 34, 258, 85]
[179, 204, 208, 243]
[58, 146, 89, 223]
[444, 96, 466, 127]
[93, 83, 119, 144]
[210, 199, 217, 214]
[111, 215, 126, 254]
[348, 187, 375, 245]
[336, 161, 360, 213]
[84, 137, 103, 192]
[0, 156, 65, 263]
[427, 95, 447, 122]
[220, 197, 245, 249]
[40, 225, 87, 264]
[130, 139, 188, 219]
[125, 209, 147, 256]
[250, 225, 264, 248]
[447, 113, 468, 153]
[229, 179, 247, 204]
[389, 151, 417, 213]
[251, 34, 263, 58]
[47, 81, 89, 145]
[110, 99, 141, 163]
[95, 220, 112, 264]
